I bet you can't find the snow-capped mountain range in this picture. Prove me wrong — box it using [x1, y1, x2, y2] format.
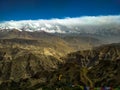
[0, 15, 120, 34]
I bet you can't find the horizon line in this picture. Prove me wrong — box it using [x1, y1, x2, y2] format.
[0, 14, 120, 22]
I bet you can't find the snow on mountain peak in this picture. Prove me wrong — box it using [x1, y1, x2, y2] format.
[0, 15, 120, 34]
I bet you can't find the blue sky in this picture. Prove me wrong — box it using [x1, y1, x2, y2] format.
[0, 0, 120, 21]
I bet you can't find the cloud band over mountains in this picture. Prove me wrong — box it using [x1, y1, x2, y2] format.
[0, 15, 120, 33]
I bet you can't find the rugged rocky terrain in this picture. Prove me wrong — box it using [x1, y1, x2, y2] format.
[0, 29, 120, 89]
[0, 36, 120, 90]
[49, 43, 120, 88]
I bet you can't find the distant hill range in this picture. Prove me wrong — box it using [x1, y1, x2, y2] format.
[0, 29, 120, 50]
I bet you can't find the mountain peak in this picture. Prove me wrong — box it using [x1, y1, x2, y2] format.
[0, 16, 120, 34]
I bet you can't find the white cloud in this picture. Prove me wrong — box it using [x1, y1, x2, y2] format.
[0, 15, 120, 33]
